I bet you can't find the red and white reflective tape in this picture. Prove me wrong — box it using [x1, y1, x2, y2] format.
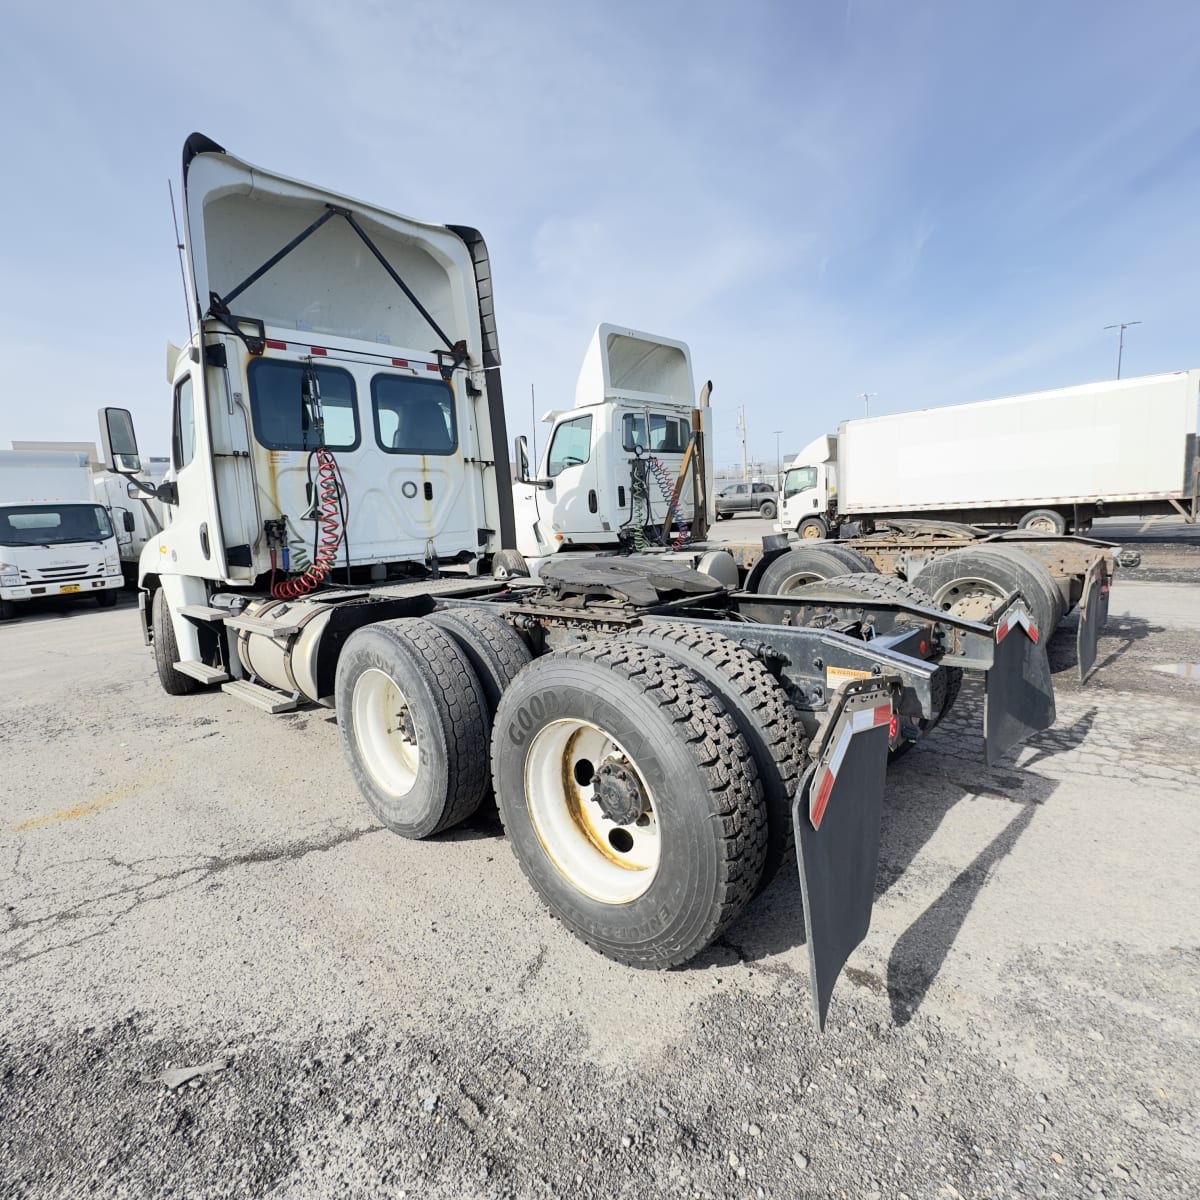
[810, 701, 892, 830]
[261, 339, 444, 373]
[996, 607, 1039, 645]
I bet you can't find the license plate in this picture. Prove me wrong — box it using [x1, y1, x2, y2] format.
[60, 584, 81, 593]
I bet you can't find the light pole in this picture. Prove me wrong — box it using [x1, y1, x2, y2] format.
[773, 430, 782, 489]
[859, 392, 876, 417]
[1102, 321, 1141, 379]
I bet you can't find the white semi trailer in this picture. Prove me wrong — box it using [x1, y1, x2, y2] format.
[0, 450, 123, 619]
[780, 372, 1200, 539]
[98, 133, 1061, 1029]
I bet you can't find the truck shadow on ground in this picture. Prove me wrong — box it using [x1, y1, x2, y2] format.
[0, 594, 134, 626]
[707, 691, 1076, 1026]
[1048, 614, 1161, 679]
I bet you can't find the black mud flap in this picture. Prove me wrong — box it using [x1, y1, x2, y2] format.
[1076, 557, 1111, 683]
[983, 600, 1055, 766]
[793, 681, 892, 1032]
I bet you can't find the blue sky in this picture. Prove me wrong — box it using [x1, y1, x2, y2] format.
[1, 0, 1197, 471]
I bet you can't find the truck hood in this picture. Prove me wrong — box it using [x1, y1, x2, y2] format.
[573, 324, 695, 410]
[181, 134, 491, 364]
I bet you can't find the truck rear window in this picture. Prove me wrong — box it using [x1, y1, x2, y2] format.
[247, 360, 360, 451]
[622, 413, 688, 453]
[371, 375, 457, 455]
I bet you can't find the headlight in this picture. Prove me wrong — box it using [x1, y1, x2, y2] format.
[105, 554, 120, 574]
[0, 562, 19, 586]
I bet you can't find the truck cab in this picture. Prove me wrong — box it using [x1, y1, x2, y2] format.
[779, 434, 838, 538]
[108, 134, 513, 659]
[514, 324, 714, 566]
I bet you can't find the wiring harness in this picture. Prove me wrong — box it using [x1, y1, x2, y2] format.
[623, 448, 689, 551]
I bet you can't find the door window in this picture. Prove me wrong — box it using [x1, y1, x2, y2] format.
[172, 377, 196, 470]
[547, 415, 593, 477]
[784, 466, 818, 497]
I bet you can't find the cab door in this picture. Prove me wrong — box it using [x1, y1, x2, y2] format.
[154, 363, 229, 581]
[541, 413, 605, 541]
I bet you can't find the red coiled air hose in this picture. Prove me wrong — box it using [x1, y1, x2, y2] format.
[271, 447, 344, 599]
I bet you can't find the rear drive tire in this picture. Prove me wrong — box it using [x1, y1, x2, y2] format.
[756, 546, 872, 595]
[491, 640, 767, 968]
[492, 549, 530, 581]
[425, 607, 533, 715]
[1017, 508, 1067, 536]
[628, 622, 808, 892]
[798, 516, 829, 540]
[912, 546, 1061, 637]
[758, 500, 777, 520]
[336, 618, 490, 838]
[151, 588, 202, 696]
[816, 543, 878, 574]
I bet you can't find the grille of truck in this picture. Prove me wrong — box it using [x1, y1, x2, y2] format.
[21, 564, 92, 582]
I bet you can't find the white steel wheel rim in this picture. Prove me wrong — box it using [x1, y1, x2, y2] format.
[525, 719, 660, 904]
[932, 577, 1004, 622]
[1025, 516, 1058, 534]
[773, 568, 823, 593]
[353, 668, 420, 797]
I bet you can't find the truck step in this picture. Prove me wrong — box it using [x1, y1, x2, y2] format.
[173, 661, 230, 685]
[222, 614, 302, 639]
[177, 604, 230, 622]
[221, 679, 301, 714]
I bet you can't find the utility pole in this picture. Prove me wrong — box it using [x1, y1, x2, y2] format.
[1102, 321, 1141, 379]
[859, 392, 877, 417]
[773, 429, 783, 490]
[737, 406, 749, 481]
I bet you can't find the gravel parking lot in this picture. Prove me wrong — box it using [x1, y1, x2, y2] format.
[2, 524, 1198, 1199]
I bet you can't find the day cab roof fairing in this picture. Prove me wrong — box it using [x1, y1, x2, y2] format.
[178, 132, 513, 546]
[573, 324, 695, 412]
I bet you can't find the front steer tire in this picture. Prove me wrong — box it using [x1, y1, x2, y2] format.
[491, 640, 768, 969]
[152, 588, 202, 696]
[336, 619, 490, 839]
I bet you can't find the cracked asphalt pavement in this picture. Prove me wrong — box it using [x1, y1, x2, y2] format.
[2, 521, 1198, 1198]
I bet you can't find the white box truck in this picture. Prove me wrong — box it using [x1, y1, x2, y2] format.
[780, 371, 1200, 538]
[0, 450, 124, 619]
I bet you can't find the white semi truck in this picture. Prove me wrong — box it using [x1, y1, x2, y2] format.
[0, 450, 124, 620]
[512, 324, 714, 569]
[98, 133, 1062, 1029]
[780, 372, 1200, 539]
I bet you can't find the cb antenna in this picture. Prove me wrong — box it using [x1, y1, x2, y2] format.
[167, 178, 194, 340]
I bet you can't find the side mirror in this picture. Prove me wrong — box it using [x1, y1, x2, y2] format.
[99, 407, 142, 476]
[122, 510, 136, 533]
[514, 435, 530, 483]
